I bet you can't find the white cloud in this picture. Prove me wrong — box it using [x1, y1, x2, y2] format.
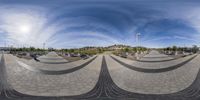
[0, 5, 60, 48]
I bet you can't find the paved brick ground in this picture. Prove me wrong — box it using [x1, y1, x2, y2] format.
[106, 54, 200, 94]
[139, 50, 174, 61]
[1, 53, 200, 100]
[143, 50, 169, 58]
[112, 54, 196, 69]
[4, 54, 102, 96]
[140, 56, 174, 61]
[0, 54, 1, 61]
[37, 52, 68, 63]
[18, 56, 95, 71]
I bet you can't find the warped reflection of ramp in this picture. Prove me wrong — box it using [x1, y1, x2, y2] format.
[1, 54, 200, 100]
[138, 50, 175, 62]
[144, 50, 169, 58]
[36, 52, 69, 64]
[111, 54, 196, 69]
[111, 54, 197, 73]
[5, 54, 102, 96]
[17, 56, 97, 75]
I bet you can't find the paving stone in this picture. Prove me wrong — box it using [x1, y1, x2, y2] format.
[17, 55, 93, 71]
[5, 54, 102, 96]
[1, 52, 200, 100]
[112, 54, 196, 69]
[106, 54, 200, 94]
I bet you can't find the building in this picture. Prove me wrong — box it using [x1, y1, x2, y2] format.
[0, 47, 12, 51]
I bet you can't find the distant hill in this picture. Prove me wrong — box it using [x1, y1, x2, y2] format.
[107, 44, 131, 50]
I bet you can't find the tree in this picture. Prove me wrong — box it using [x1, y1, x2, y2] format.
[69, 49, 74, 53]
[97, 48, 103, 53]
[192, 45, 198, 53]
[177, 47, 182, 51]
[166, 47, 170, 51]
[30, 47, 35, 51]
[132, 47, 137, 52]
[172, 46, 177, 52]
[124, 47, 130, 52]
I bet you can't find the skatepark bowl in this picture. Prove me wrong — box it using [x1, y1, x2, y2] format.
[1, 50, 200, 100]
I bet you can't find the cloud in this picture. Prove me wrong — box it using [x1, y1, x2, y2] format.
[0, 5, 77, 48]
[0, 5, 56, 48]
[0, 1, 200, 48]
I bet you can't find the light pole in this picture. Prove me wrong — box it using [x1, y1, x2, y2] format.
[42, 42, 46, 55]
[135, 33, 141, 59]
[136, 33, 141, 48]
[43, 43, 46, 50]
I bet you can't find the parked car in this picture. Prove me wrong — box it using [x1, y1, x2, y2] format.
[80, 54, 89, 59]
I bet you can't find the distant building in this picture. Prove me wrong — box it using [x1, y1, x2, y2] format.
[48, 47, 55, 51]
[0, 47, 12, 51]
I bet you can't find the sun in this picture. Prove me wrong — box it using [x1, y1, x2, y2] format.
[19, 24, 31, 34]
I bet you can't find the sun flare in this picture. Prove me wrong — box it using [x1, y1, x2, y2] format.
[19, 24, 31, 34]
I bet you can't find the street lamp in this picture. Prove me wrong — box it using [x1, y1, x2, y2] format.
[136, 33, 141, 52]
[43, 43, 46, 50]
[135, 33, 141, 59]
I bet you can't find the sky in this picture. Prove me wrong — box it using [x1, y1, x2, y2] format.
[0, 0, 200, 48]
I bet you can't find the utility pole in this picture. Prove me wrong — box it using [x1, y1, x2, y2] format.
[136, 33, 141, 52]
[136, 33, 140, 44]
[43, 43, 46, 50]
[135, 33, 141, 59]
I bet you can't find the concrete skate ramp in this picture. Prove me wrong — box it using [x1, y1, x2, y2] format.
[139, 50, 174, 62]
[37, 52, 68, 64]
